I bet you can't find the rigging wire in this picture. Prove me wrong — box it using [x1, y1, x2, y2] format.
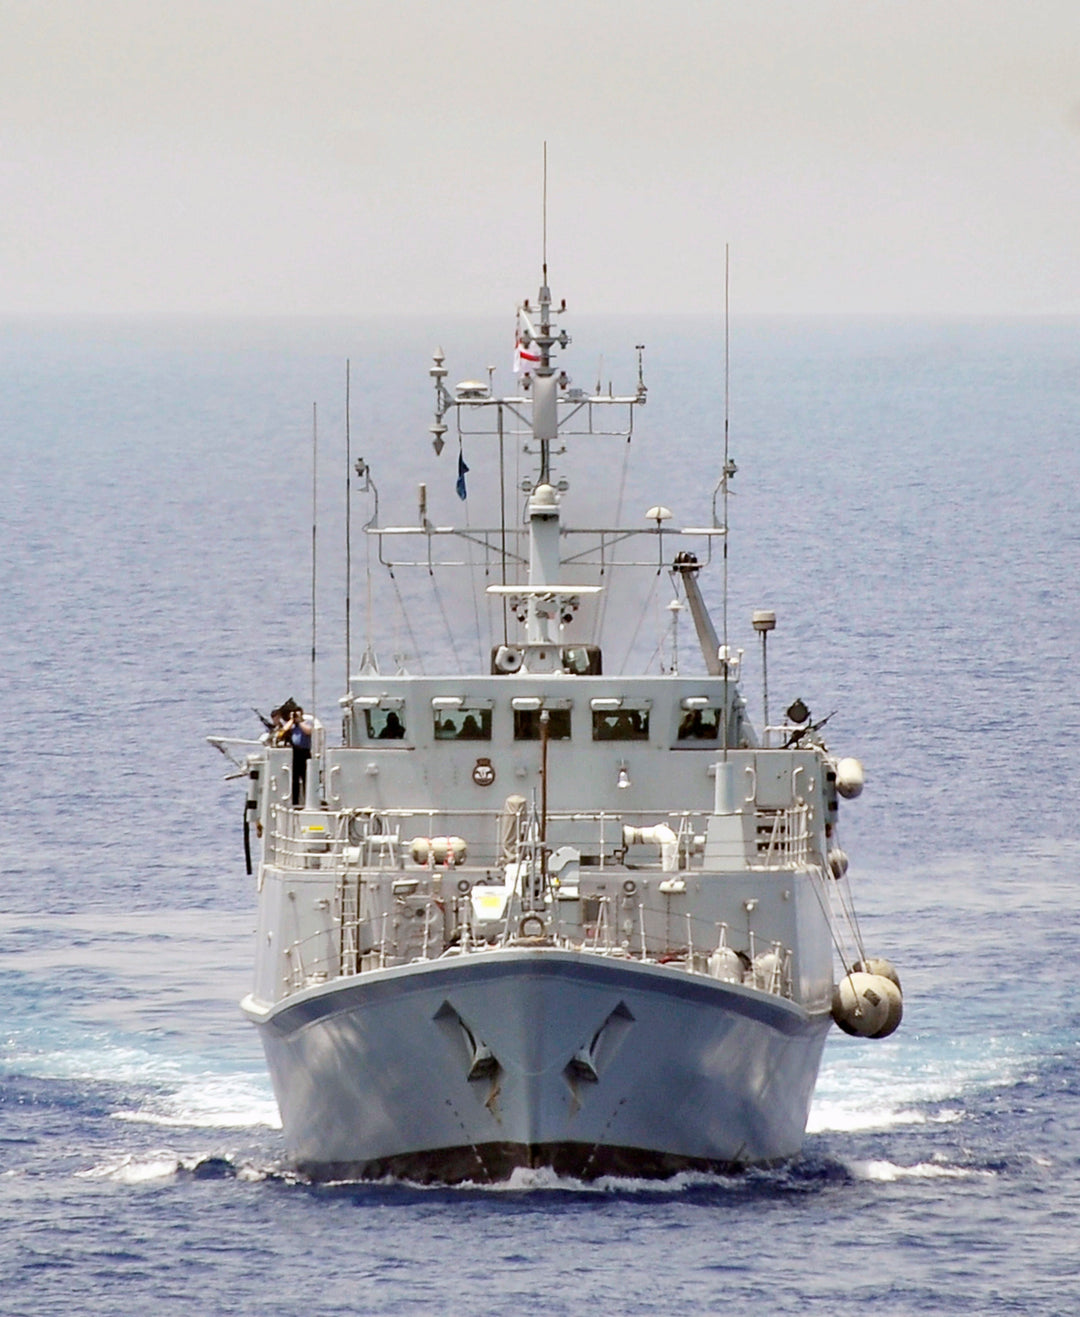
[831, 861, 868, 963]
[642, 637, 664, 675]
[430, 567, 463, 674]
[643, 600, 669, 675]
[643, 575, 683, 674]
[617, 567, 661, 675]
[592, 433, 633, 645]
[807, 860, 867, 974]
[387, 567, 424, 675]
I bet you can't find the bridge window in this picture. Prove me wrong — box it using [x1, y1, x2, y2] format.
[677, 707, 721, 740]
[364, 708, 406, 740]
[592, 710, 649, 741]
[512, 696, 572, 740]
[434, 705, 492, 741]
[512, 705, 572, 740]
[590, 698, 650, 741]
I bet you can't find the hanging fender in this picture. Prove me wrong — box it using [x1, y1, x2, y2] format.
[243, 799, 256, 876]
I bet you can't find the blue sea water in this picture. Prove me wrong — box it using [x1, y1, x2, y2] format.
[2, 312, 1078, 1315]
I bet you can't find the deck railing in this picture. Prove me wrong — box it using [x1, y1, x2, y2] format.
[266, 802, 817, 874]
[277, 879, 797, 1003]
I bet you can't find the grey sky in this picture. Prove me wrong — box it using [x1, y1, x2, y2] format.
[2, 0, 1078, 315]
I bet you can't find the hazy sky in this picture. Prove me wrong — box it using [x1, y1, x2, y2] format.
[3, 0, 1079, 315]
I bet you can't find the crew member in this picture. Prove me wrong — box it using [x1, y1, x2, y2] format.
[283, 707, 313, 805]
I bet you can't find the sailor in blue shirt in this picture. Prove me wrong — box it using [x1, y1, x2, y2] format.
[283, 707, 312, 806]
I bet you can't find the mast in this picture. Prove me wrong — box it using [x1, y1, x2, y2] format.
[722, 246, 730, 756]
[311, 401, 318, 719]
[345, 360, 352, 692]
[413, 261, 652, 675]
[345, 358, 355, 690]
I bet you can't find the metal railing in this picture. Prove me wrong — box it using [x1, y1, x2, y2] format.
[277, 875, 796, 1003]
[265, 803, 819, 875]
[752, 803, 811, 869]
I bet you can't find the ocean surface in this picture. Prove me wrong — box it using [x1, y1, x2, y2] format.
[2, 311, 1078, 1315]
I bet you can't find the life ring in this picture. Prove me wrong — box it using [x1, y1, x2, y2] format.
[622, 879, 638, 896]
[519, 913, 545, 938]
[456, 877, 471, 894]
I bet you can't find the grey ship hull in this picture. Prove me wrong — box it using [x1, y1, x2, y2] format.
[243, 949, 832, 1183]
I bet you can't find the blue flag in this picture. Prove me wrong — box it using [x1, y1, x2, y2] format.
[456, 448, 469, 500]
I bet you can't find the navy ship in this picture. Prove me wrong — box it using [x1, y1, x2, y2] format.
[212, 266, 901, 1182]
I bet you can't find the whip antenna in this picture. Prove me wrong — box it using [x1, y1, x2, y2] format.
[345, 359, 352, 697]
[542, 140, 548, 283]
[723, 243, 730, 656]
[722, 245, 731, 759]
[311, 401, 318, 719]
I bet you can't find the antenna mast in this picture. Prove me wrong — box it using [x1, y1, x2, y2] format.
[723, 243, 730, 657]
[542, 140, 548, 284]
[538, 140, 553, 485]
[722, 244, 731, 759]
[345, 360, 352, 697]
[311, 401, 318, 719]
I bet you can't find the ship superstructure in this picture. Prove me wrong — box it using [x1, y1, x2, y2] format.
[213, 272, 901, 1182]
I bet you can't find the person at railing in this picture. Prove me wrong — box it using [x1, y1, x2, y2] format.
[282, 706, 313, 805]
[269, 697, 302, 746]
